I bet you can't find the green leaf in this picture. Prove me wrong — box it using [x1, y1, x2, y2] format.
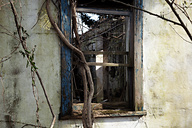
[21, 27, 24, 32]
[32, 79, 35, 85]
[26, 60, 29, 68]
[34, 65, 38, 70]
[31, 54, 34, 61]
[26, 33, 29, 37]
[31, 67, 33, 71]
[19, 50, 25, 58]
[29, 56, 34, 62]
[25, 49, 31, 54]
[19, 50, 24, 54]
[22, 36, 27, 40]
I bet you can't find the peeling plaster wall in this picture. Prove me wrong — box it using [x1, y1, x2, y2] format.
[143, 0, 192, 128]
[0, 1, 144, 127]
[0, 0, 61, 127]
[1, 0, 192, 128]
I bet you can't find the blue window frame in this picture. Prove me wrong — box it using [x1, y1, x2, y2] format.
[60, 0, 72, 117]
[59, 0, 144, 118]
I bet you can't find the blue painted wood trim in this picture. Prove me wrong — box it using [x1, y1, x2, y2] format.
[134, 0, 144, 111]
[60, 0, 72, 117]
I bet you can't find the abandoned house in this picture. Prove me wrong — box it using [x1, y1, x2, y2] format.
[0, 0, 192, 128]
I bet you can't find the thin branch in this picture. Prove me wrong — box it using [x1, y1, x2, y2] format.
[0, 32, 20, 41]
[0, 120, 46, 128]
[77, 22, 89, 30]
[169, 24, 192, 44]
[165, 0, 192, 41]
[174, 3, 192, 25]
[71, 0, 81, 48]
[80, 0, 96, 6]
[84, 64, 94, 128]
[81, 66, 88, 128]
[0, 73, 5, 107]
[10, 1, 56, 128]
[0, 56, 12, 63]
[51, 0, 59, 10]
[18, 0, 22, 25]
[35, 71, 55, 117]
[0, 24, 20, 41]
[110, 0, 181, 26]
[81, 23, 123, 43]
[31, 70, 41, 127]
[171, 0, 175, 5]
[0, 32, 20, 63]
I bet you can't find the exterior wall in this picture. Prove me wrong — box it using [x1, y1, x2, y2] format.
[0, 0, 192, 128]
[143, 0, 192, 127]
[0, 0, 61, 127]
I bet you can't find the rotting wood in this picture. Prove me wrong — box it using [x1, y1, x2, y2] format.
[61, 109, 147, 120]
[81, 23, 123, 43]
[133, 0, 143, 111]
[60, 0, 72, 117]
[60, 102, 147, 120]
[83, 51, 128, 55]
[87, 62, 130, 67]
[77, 7, 130, 16]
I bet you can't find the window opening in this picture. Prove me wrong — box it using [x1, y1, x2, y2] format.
[72, 12, 134, 111]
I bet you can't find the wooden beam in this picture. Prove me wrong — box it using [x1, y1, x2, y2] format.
[77, 7, 130, 16]
[60, 0, 72, 117]
[87, 62, 129, 67]
[83, 51, 128, 55]
[134, 0, 144, 111]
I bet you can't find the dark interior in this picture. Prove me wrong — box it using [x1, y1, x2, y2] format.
[77, 0, 134, 9]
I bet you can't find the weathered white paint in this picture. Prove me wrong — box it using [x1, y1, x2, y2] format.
[143, 0, 192, 127]
[1, 0, 192, 128]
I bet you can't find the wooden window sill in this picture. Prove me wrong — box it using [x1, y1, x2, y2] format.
[60, 103, 147, 120]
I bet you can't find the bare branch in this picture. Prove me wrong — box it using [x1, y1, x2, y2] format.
[0, 120, 46, 128]
[0, 73, 5, 107]
[81, 67, 88, 128]
[0, 32, 19, 41]
[71, 0, 81, 48]
[31, 70, 41, 126]
[0, 32, 20, 63]
[171, 0, 175, 5]
[10, 1, 56, 128]
[169, 24, 192, 44]
[18, 0, 22, 25]
[165, 0, 192, 41]
[110, 0, 181, 26]
[84, 64, 94, 127]
[174, 3, 192, 25]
